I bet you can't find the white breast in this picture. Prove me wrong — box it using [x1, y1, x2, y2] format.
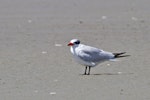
[70, 46, 97, 67]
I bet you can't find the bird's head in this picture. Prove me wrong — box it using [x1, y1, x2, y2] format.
[68, 39, 80, 46]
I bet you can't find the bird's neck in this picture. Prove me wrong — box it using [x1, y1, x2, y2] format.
[70, 45, 79, 55]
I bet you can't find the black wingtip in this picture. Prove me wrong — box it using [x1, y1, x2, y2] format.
[116, 55, 130, 58]
[113, 52, 130, 58]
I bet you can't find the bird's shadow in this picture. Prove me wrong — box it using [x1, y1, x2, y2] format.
[79, 72, 133, 76]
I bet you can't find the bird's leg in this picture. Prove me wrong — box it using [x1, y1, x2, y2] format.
[87, 66, 91, 75]
[84, 66, 88, 75]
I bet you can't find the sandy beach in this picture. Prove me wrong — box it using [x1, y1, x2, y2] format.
[0, 0, 150, 100]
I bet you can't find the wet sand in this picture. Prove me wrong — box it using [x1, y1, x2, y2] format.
[0, 0, 150, 100]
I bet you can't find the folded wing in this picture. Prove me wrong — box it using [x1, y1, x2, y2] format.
[77, 45, 114, 62]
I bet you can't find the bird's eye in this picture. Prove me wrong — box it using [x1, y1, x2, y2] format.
[75, 41, 80, 44]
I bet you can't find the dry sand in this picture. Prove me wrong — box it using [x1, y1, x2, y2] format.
[0, 0, 150, 100]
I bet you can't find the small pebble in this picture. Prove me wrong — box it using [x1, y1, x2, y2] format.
[55, 44, 62, 47]
[42, 51, 47, 54]
[34, 90, 39, 93]
[102, 16, 107, 20]
[50, 92, 56, 95]
[28, 19, 32, 23]
[107, 64, 110, 66]
[118, 72, 122, 74]
[131, 17, 138, 21]
[79, 21, 83, 24]
[54, 79, 58, 82]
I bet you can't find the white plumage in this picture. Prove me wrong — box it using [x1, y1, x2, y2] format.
[68, 39, 129, 75]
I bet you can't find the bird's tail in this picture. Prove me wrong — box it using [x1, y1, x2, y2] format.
[113, 52, 130, 58]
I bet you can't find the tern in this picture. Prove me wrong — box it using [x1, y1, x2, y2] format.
[68, 39, 130, 75]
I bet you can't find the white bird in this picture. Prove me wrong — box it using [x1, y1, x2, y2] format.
[68, 39, 130, 75]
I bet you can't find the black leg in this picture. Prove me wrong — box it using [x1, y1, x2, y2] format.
[87, 66, 91, 75]
[84, 66, 88, 75]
